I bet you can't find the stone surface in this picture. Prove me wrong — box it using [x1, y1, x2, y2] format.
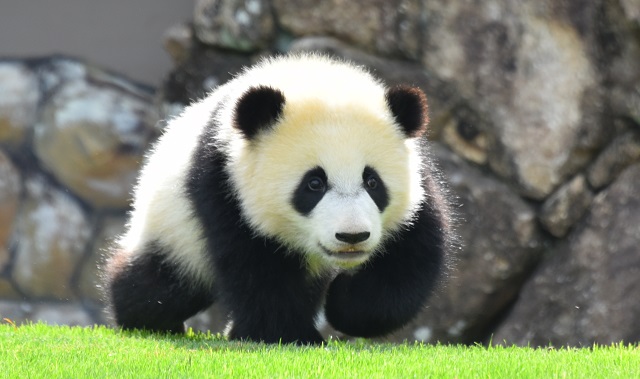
[0, 278, 19, 299]
[163, 23, 194, 65]
[539, 175, 594, 238]
[0, 300, 31, 322]
[388, 144, 544, 344]
[33, 60, 158, 209]
[274, 0, 425, 59]
[605, 1, 640, 124]
[194, 0, 274, 51]
[494, 163, 640, 347]
[587, 130, 640, 190]
[421, 1, 604, 199]
[0, 150, 21, 271]
[162, 46, 251, 106]
[620, 0, 640, 24]
[30, 302, 95, 327]
[11, 176, 93, 299]
[0, 300, 93, 327]
[0, 62, 40, 145]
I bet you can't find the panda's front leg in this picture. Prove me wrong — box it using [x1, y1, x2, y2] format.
[104, 242, 215, 334]
[324, 203, 449, 337]
[214, 240, 328, 345]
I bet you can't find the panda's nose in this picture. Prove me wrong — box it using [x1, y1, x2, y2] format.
[335, 232, 370, 244]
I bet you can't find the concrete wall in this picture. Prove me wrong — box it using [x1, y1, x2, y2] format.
[0, 1, 194, 86]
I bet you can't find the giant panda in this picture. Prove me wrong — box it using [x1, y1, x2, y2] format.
[103, 54, 453, 344]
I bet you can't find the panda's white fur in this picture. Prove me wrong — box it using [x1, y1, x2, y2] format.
[120, 54, 425, 281]
[118, 95, 219, 286]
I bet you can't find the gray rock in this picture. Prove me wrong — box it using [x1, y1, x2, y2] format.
[606, 1, 640, 124]
[0, 278, 19, 299]
[539, 175, 594, 238]
[587, 131, 640, 190]
[162, 47, 251, 106]
[274, 0, 425, 59]
[620, 0, 640, 24]
[163, 23, 193, 65]
[494, 163, 640, 347]
[0, 300, 32, 322]
[30, 302, 95, 327]
[194, 0, 274, 51]
[0, 149, 21, 271]
[0, 62, 40, 145]
[388, 144, 544, 344]
[11, 176, 93, 299]
[33, 59, 158, 209]
[0, 300, 93, 327]
[421, 1, 605, 199]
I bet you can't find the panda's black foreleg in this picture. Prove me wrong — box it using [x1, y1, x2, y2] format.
[324, 203, 448, 337]
[104, 242, 215, 334]
[213, 239, 328, 345]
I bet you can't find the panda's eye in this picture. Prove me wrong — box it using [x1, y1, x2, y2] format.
[365, 176, 378, 190]
[363, 166, 389, 212]
[307, 177, 326, 192]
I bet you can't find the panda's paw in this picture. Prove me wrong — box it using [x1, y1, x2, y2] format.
[227, 324, 324, 345]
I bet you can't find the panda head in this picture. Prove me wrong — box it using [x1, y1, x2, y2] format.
[224, 57, 428, 271]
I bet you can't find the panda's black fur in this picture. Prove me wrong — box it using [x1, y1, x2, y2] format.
[103, 54, 453, 344]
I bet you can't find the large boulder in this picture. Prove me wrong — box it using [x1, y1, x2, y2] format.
[421, 1, 605, 199]
[11, 176, 93, 299]
[33, 58, 158, 209]
[494, 163, 640, 346]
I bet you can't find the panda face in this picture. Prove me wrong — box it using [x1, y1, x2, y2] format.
[228, 96, 424, 271]
[222, 56, 428, 272]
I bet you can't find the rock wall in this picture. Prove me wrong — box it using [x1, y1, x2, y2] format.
[1, 0, 639, 346]
[0, 57, 157, 325]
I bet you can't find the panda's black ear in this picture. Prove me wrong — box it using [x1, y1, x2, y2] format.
[234, 86, 286, 140]
[385, 85, 429, 138]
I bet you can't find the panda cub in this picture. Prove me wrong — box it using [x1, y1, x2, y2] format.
[104, 54, 453, 344]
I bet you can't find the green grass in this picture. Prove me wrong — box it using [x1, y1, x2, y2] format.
[0, 323, 638, 378]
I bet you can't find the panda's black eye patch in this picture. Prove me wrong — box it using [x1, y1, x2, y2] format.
[363, 166, 389, 212]
[293, 167, 327, 216]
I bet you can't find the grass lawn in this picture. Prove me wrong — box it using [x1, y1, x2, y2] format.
[0, 322, 638, 378]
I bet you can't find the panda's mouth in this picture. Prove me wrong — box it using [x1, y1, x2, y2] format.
[320, 245, 367, 260]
